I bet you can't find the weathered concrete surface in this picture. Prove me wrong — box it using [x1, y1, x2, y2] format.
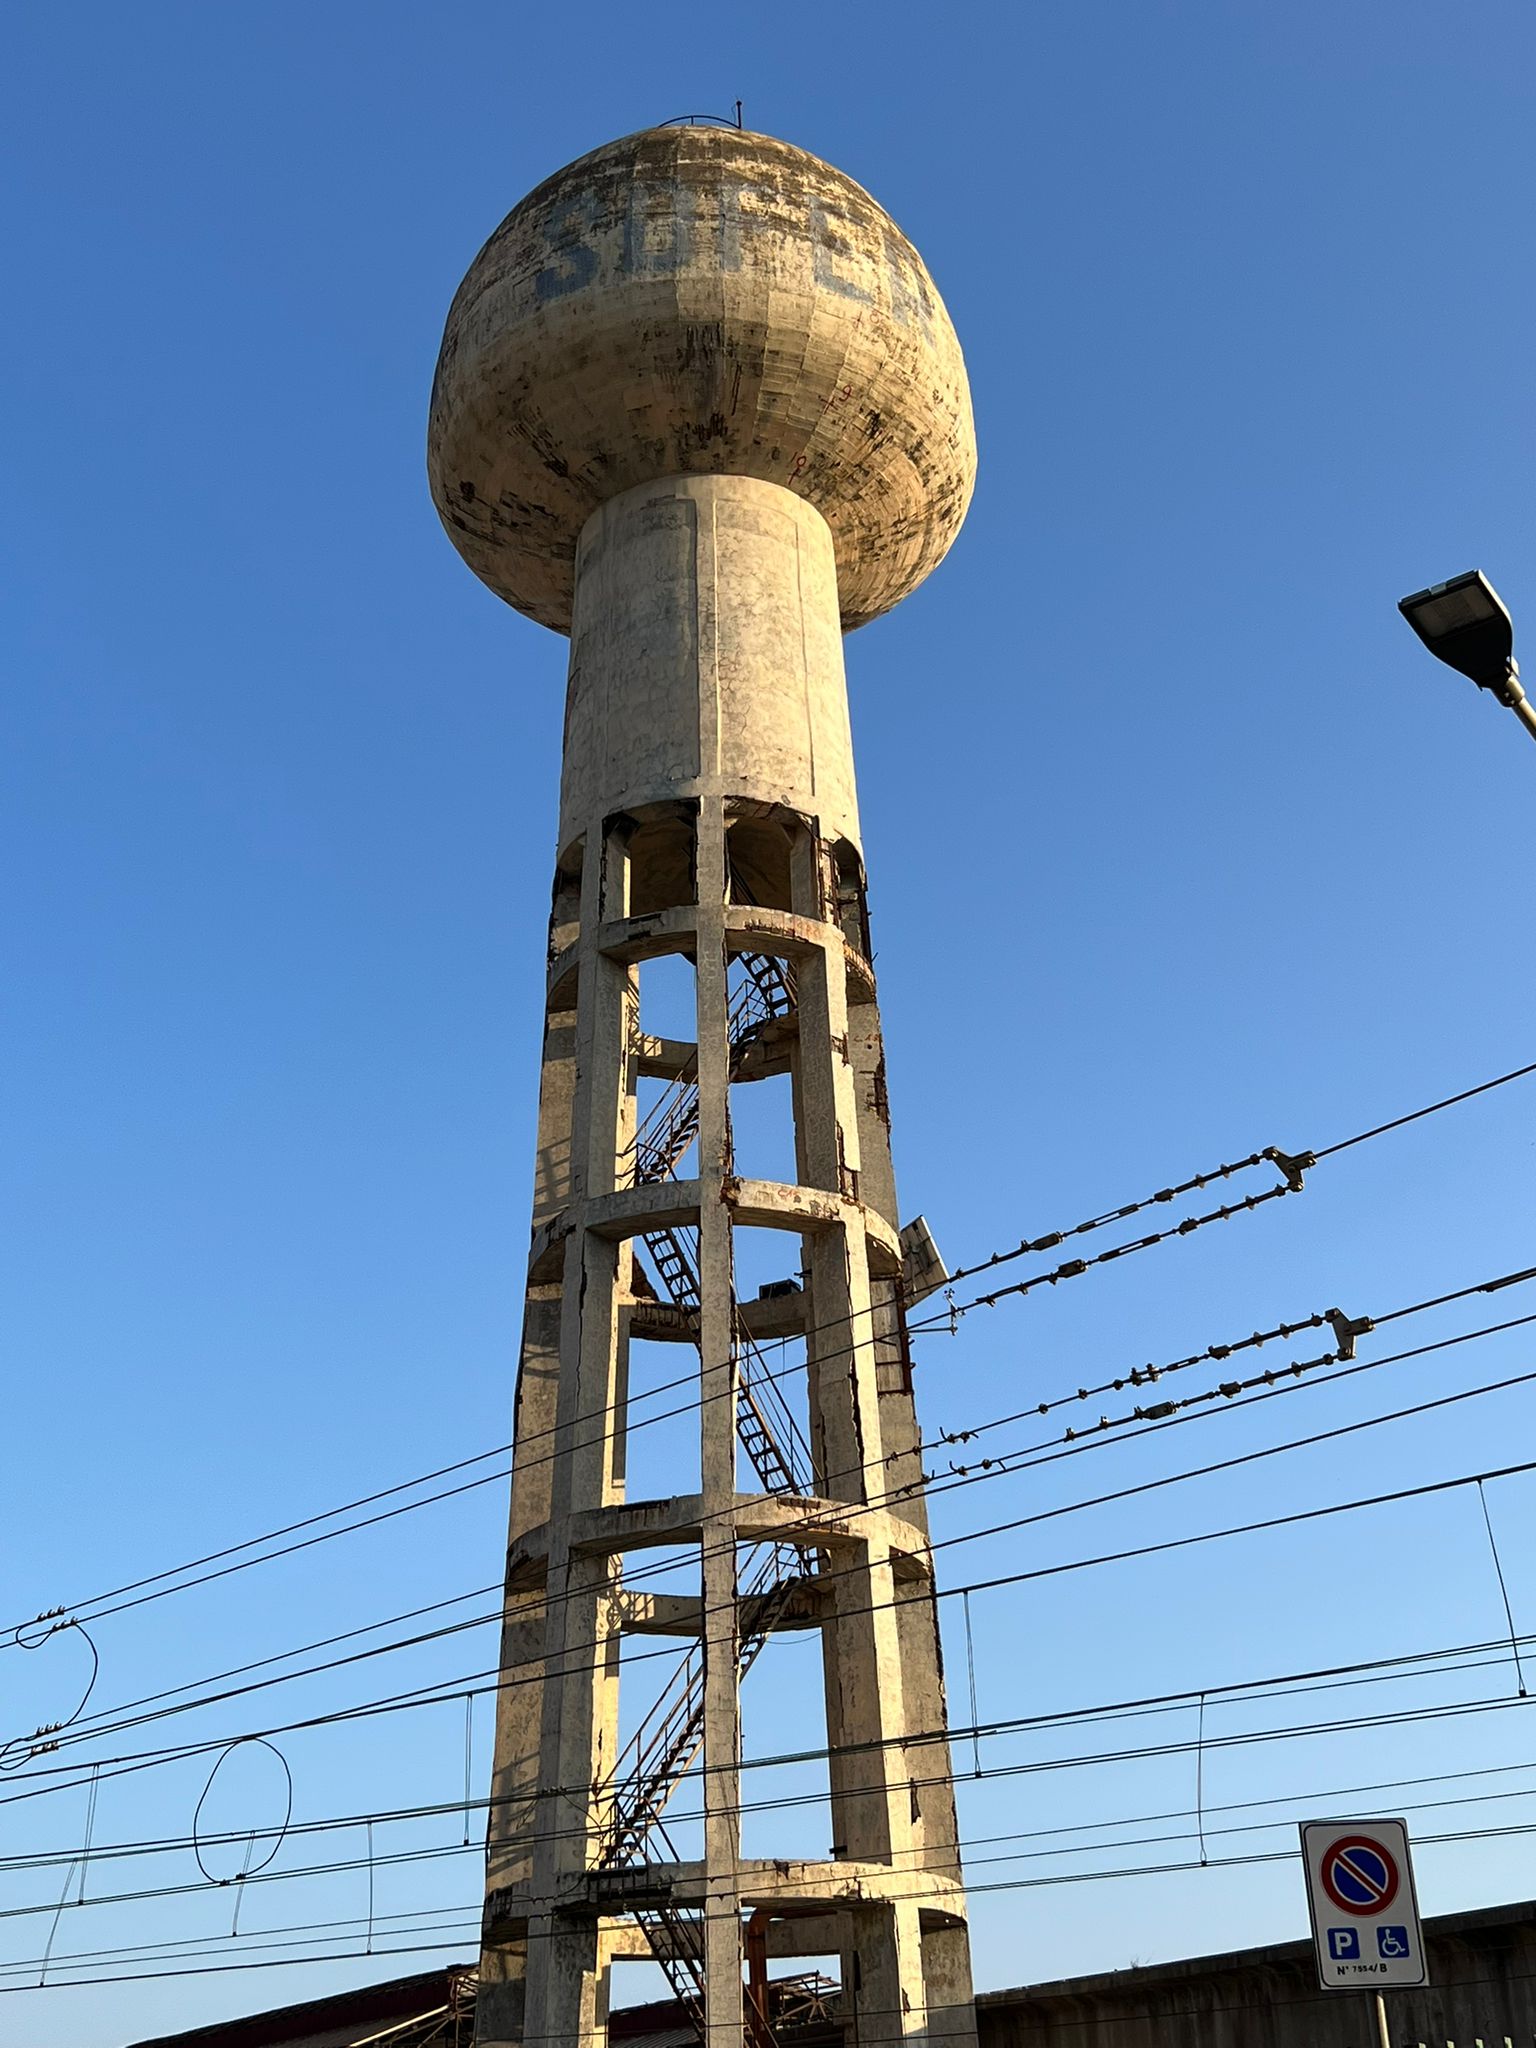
[469, 475, 975, 2046]
[433, 123, 978, 2048]
[562, 476, 859, 854]
[428, 126, 975, 634]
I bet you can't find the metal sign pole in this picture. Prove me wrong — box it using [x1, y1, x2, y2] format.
[1374, 1989, 1391, 2048]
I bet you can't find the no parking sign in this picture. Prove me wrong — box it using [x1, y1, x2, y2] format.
[1300, 1818, 1428, 1989]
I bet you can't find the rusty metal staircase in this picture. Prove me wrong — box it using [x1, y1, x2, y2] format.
[622, 951, 794, 1188]
[602, 953, 811, 2044]
[628, 953, 813, 1501]
[595, 1545, 807, 1870]
[596, 1539, 806, 2047]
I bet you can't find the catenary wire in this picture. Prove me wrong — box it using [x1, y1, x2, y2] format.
[7, 1303, 1534, 1804]
[16, 1759, 1536, 1986]
[7, 1417, 1536, 1831]
[11, 1052, 1527, 1646]
[942, 1055, 1536, 1285]
[9, 1300, 1533, 1790]
[18, 1254, 1535, 1780]
[7, 1620, 1536, 1882]
[4, 1685, 1535, 1930]
[10, 1825, 1536, 2002]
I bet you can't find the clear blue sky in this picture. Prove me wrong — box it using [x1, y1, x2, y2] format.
[4, 3, 1536, 2041]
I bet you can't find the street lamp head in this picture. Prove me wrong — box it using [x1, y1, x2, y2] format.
[1398, 569, 1517, 694]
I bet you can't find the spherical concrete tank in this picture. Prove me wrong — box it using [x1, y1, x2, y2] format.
[427, 124, 975, 634]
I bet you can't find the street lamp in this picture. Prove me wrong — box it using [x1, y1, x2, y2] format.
[1398, 569, 1536, 745]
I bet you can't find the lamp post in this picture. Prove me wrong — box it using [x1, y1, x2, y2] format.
[1398, 570, 1536, 745]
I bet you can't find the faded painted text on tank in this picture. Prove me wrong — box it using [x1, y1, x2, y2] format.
[522, 177, 933, 340]
[428, 126, 975, 636]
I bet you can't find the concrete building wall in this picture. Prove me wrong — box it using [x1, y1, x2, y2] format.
[977, 1901, 1536, 2048]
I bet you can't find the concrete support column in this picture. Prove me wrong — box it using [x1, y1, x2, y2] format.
[479, 872, 585, 2045]
[850, 1897, 933, 2044]
[696, 799, 745, 2048]
[922, 1922, 980, 2046]
[522, 835, 630, 2046]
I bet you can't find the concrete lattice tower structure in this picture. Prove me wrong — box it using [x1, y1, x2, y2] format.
[428, 124, 978, 2048]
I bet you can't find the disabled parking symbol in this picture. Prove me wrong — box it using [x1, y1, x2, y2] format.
[1377, 1926, 1411, 1959]
[1327, 1928, 1359, 1960]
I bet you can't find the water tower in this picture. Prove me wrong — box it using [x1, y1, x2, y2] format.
[428, 121, 978, 2048]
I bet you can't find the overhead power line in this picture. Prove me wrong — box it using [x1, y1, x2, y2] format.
[0, 1904, 479, 1987]
[943, 1054, 1536, 1293]
[8, 1621, 1536, 1884]
[4, 1663, 1535, 1931]
[21, 1289, 1528, 1791]
[8, 1399, 1536, 1824]
[13, 1231, 1534, 1756]
[9, 1052, 1528, 1651]
[12, 1822, 1536, 2002]
[8, 1292, 1532, 1792]
[15, 1756, 1536, 1991]
[7, 1278, 1534, 1802]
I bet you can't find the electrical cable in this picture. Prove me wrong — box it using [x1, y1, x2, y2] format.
[926, 1280, 1536, 1449]
[9, 1627, 1536, 1894]
[20, 1748, 1536, 1988]
[191, 1738, 293, 1885]
[11, 1824, 1536, 2002]
[13, 1052, 1523, 1647]
[5, 1311, 1525, 1802]
[54, 1583, 503, 1746]
[0, 1304, 912, 1644]
[7, 1316, 1534, 1808]
[943, 1055, 1536, 1287]
[0, 1621, 99, 1770]
[9, 1621, 1532, 1876]
[3, 1490, 1536, 1843]
[0, 1906, 480, 1982]
[30, 1267, 1536, 1789]
[6, 1691, 1536, 1934]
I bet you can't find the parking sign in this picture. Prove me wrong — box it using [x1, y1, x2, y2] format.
[1300, 1818, 1428, 1989]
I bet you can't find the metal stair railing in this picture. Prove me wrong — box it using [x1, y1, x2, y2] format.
[604, 951, 807, 2045]
[594, 1544, 805, 1871]
[732, 1307, 813, 1499]
[629, 957, 814, 1501]
[635, 1219, 814, 1500]
[643, 1221, 702, 1313]
[635, 1899, 707, 2038]
[621, 954, 794, 1189]
[629, 1901, 778, 2048]
[737, 950, 795, 1022]
[633, 1896, 778, 2048]
[600, 1551, 807, 2048]
[631, 1085, 704, 1187]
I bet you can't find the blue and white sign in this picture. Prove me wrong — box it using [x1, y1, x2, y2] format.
[1300, 1819, 1428, 1990]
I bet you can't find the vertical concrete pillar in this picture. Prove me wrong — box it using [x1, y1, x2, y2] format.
[695, 798, 745, 2048]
